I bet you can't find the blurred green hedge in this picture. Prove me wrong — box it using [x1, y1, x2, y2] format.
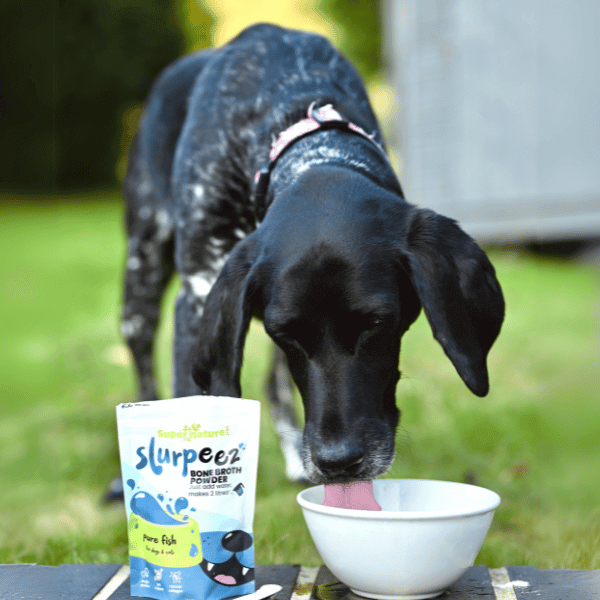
[0, 1, 379, 193]
[0, 1, 199, 192]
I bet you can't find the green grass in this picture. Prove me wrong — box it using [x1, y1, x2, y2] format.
[1, 192, 599, 569]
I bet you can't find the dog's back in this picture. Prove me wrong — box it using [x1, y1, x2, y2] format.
[126, 24, 381, 222]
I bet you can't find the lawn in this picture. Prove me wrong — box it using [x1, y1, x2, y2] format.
[0, 192, 599, 569]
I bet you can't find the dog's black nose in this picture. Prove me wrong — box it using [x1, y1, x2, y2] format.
[311, 440, 365, 478]
[221, 530, 253, 553]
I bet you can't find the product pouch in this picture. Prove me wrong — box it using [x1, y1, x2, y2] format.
[116, 396, 261, 600]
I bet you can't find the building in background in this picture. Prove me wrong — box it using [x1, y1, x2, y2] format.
[384, 0, 600, 245]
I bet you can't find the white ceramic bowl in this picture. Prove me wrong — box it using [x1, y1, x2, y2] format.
[297, 479, 500, 600]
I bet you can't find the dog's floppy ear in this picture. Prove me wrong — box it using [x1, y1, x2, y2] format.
[398, 207, 504, 396]
[191, 238, 261, 397]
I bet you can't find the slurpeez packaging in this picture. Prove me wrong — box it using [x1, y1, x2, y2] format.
[116, 396, 260, 600]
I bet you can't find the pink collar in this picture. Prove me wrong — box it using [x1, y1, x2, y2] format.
[266, 102, 382, 163]
[253, 103, 385, 219]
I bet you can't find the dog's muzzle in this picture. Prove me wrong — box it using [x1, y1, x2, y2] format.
[302, 418, 396, 484]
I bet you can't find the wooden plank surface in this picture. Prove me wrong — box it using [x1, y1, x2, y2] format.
[0, 563, 123, 600]
[0, 564, 599, 599]
[507, 566, 600, 600]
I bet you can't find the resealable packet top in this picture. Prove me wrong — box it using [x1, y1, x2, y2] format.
[116, 396, 261, 600]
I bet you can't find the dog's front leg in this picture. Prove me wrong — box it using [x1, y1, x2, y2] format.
[267, 345, 309, 484]
[173, 275, 212, 397]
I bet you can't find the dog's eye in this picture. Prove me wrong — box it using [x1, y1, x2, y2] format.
[270, 321, 314, 356]
[278, 332, 303, 351]
[354, 313, 395, 347]
[335, 313, 384, 355]
[362, 313, 389, 331]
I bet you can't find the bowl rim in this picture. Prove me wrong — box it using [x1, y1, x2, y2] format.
[297, 478, 501, 521]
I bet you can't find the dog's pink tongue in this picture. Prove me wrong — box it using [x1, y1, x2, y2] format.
[323, 481, 381, 510]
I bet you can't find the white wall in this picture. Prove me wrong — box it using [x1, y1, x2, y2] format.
[385, 0, 600, 243]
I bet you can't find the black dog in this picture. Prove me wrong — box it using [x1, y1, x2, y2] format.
[120, 23, 504, 486]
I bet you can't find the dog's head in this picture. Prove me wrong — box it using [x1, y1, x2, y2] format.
[192, 169, 504, 483]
